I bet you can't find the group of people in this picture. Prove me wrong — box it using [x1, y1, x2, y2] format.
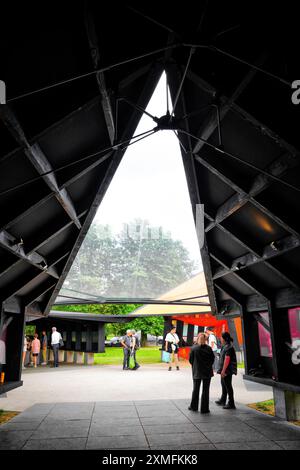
[162, 325, 237, 413]
[189, 330, 237, 413]
[23, 324, 237, 414]
[120, 329, 140, 370]
[22, 327, 63, 369]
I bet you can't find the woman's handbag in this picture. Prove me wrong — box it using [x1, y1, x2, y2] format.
[162, 350, 171, 363]
[59, 336, 64, 347]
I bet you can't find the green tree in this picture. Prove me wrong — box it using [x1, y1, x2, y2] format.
[56, 219, 198, 342]
[129, 316, 164, 346]
[63, 219, 197, 300]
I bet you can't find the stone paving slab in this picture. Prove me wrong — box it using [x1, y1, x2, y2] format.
[86, 434, 148, 449]
[30, 420, 91, 440]
[215, 441, 282, 450]
[202, 430, 269, 443]
[140, 414, 190, 426]
[147, 431, 209, 447]
[92, 416, 141, 426]
[275, 440, 300, 450]
[0, 421, 42, 431]
[151, 443, 216, 450]
[1, 399, 300, 450]
[0, 430, 34, 450]
[89, 423, 144, 437]
[194, 421, 253, 433]
[143, 423, 199, 435]
[23, 438, 87, 450]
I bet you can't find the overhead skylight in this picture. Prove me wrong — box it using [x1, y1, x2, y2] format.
[58, 72, 203, 304]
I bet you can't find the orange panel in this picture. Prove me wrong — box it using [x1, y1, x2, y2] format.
[234, 317, 244, 346]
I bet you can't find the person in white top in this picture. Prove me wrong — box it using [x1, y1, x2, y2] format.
[205, 327, 218, 371]
[51, 327, 62, 368]
[164, 326, 180, 371]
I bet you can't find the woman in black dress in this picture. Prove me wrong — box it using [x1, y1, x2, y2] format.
[188, 333, 215, 413]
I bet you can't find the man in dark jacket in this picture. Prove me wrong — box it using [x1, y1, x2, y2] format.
[188, 333, 215, 413]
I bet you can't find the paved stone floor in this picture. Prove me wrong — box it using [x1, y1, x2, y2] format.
[1, 399, 300, 450]
[0, 364, 272, 411]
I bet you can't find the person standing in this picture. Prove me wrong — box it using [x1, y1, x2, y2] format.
[205, 327, 218, 371]
[130, 329, 140, 370]
[27, 337, 33, 367]
[120, 330, 132, 370]
[51, 327, 62, 368]
[165, 326, 180, 371]
[41, 331, 48, 365]
[216, 332, 238, 409]
[22, 335, 27, 369]
[188, 333, 215, 413]
[31, 333, 41, 368]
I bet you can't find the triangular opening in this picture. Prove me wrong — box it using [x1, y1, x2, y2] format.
[58, 72, 203, 303]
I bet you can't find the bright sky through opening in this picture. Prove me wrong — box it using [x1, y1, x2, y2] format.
[95, 72, 203, 265]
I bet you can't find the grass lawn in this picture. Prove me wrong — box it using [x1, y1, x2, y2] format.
[248, 399, 275, 416]
[94, 346, 162, 365]
[0, 409, 19, 425]
[248, 399, 300, 427]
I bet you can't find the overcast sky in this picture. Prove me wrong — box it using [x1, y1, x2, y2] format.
[94, 72, 203, 268]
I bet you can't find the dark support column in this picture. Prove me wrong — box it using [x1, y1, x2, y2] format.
[5, 310, 25, 382]
[187, 323, 195, 346]
[268, 303, 294, 383]
[97, 323, 105, 353]
[86, 325, 92, 352]
[273, 388, 300, 421]
[66, 325, 72, 351]
[163, 316, 173, 344]
[240, 306, 260, 374]
[176, 320, 184, 343]
[267, 304, 300, 420]
[75, 324, 81, 351]
[267, 300, 280, 381]
[227, 318, 240, 352]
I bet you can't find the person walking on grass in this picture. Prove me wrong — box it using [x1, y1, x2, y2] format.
[188, 333, 215, 413]
[120, 330, 132, 370]
[165, 326, 180, 371]
[31, 333, 40, 368]
[215, 331, 237, 409]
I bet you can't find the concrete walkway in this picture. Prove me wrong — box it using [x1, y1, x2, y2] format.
[1, 363, 272, 411]
[1, 363, 300, 450]
[1, 399, 300, 450]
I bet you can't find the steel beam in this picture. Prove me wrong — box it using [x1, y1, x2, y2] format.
[202, 151, 300, 237]
[0, 105, 81, 229]
[0, 229, 59, 279]
[192, 54, 266, 154]
[166, 61, 218, 315]
[85, 6, 115, 145]
[211, 252, 270, 299]
[213, 233, 300, 288]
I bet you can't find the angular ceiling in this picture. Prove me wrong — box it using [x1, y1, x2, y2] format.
[0, 2, 299, 318]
